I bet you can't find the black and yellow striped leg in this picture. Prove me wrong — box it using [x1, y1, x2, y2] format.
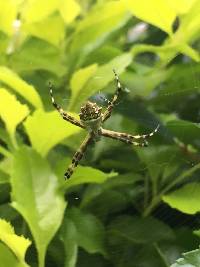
[102, 69, 123, 122]
[114, 125, 160, 141]
[64, 134, 94, 179]
[49, 82, 85, 129]
[100, 126, 159, 147]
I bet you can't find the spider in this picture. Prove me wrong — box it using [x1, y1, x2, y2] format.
[49, 70, 159, 179]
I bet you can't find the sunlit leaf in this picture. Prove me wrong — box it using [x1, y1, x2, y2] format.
[59, 0, 81, 24]
[124, 0, 176, 34]
[0, 1, 18, 35]
[0, 88, 29, 146]
[68, 1, 130, 69]
[24, 109, 82, 157]
[70, 53, 132, 110]
[69, 63, 98, 110]
[0, 66, 43, 109]
[170, 247, 200, 267]
[24, 14, 65, 46]
[11, 146, 66, 267]
[163, 183, 200, 215]
[23, 0, 59, 23]
[0, 219, 31, 265]
[167, 0, 196, 14]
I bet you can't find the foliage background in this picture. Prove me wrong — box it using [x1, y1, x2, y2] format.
[1, 0, 200, 266]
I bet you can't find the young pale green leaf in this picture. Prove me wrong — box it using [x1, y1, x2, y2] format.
[163, 183, 200, 215]
[0, 219, 31, 265]
[24, 109, 82, 157]
[24, 14, 65, 46]
[67, 208, 106, 256]
[59, 0, 81, 24]
[0, 66, 43, 109]
[68, 1, 130, 69]
[124, 0, 176, 35]
[63, 166, 116, 191]
[69, 53, 132, 110]
[167, 0, 196, 14]
[69, 63, 98, 110]
[11, 146, 66, 267]
[0, 1, 18, 35]
[170, 247, 200, 267]
[0, 88, 29, 146]
[23, 0, 59, 23]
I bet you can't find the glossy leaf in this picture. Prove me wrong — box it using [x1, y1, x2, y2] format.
[0, 66, 43, 109]
[0, 88, 29, 146]
[11, 147, 66, 267]
[0, 219, 31, 266]
[163, 183, 200, 215]
[24, 110, 82, 156]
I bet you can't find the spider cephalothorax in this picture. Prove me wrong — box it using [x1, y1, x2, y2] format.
[79, 101, 102, 121]
[49, 69, 159, 179]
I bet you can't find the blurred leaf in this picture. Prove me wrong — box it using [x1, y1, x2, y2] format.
[24, 14, 65, 46]
[69, 63, 98, 110]
[167, 0, 196, 14]
[70, 53, 132, 110]
[9, 38, 66, 76]
[59, 0, 81, 24]
[24, 110, 81, 157]
[68, 1, 130, 69]
[108, 215, 175, 244]
[170, 247, 200, 267]
[124, 0, 176, 34]
[0, 88, 29, 146]
[11, 146, 66, 267]
[0, 219, 31, 266]
[0, 1, 18, 35]
[68, 208, 106, 256]
[0, 66, 43, 109]
[61, 218, 78, 267]
[163, 183, 200, 215]
[23, 0, 59, 23]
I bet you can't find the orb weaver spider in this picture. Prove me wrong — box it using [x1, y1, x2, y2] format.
[49, 70, 159, 179]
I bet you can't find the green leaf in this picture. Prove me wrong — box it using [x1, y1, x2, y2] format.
[68, 1, 130, 69]
[9, 38, 66, 76]
[24, 14, 65, 46]
[0, 219, 31, 266]
[70, 53, 132, 110]
[68, 208, 106, 256]
[170, 247, 200, 267]
[0, 66, 43, 109]
[167, 0, 196, 14]
[0, 88, 29, 146]
[63, 165, 116, 191]
[108, 215, 175, 244]
[163, 183, 200, 215]
[125, 0, 176, 35]
[61, 218, 78, 267]
[11, 146, 66, 267]
[69, 63, 98, 110]
[0, 1, 18, 35]
[59, 0, 81, 24]
[24, 110, 82, 157]
[23, 0, 59, 23]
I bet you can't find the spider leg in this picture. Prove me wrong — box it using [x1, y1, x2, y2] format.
[100, 128, 148, 147]
[102, 69, 124, 122]
[64, 133, 94, 179]
[113, 125, 160, 141]
[49, 82, 85, 129]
